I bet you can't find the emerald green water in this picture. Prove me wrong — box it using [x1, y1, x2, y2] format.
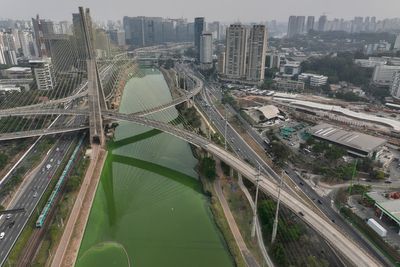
[76, 69, 234, 267]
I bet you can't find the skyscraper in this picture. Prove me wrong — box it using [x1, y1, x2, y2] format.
[194, 17, 205, 61]
[287, 16, 305, 37]
[246, 25, 268, 82]
[394, 34, 400, 51]
[318, 15, 327, 31]
[32, 15, 54, 58]
[224, 24, 248, 79]
[306, 16, 315, 32]
[200, 32, 213, 70]
[208, 21, 220, 40]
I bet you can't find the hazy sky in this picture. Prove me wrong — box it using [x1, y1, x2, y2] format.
[0, 0, 398, 22]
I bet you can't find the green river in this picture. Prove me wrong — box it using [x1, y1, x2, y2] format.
[75, 69, 234, 267]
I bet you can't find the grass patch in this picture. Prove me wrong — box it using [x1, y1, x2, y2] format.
[201, 177, 247, 267]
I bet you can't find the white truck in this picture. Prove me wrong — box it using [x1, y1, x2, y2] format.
[367, 218, 387, 237]
[46, 164, 52, 170]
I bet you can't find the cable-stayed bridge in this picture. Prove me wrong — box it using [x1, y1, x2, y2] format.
[0, 6, 383, 267]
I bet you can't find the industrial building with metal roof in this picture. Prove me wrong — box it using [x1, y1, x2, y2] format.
[367, 192, 400, 233]
[310, 124, 387, 157]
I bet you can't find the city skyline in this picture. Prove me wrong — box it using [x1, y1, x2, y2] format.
[0, 0, 399, 22]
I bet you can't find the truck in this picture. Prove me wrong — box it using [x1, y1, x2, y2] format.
[367, 218, 387, 237]
[46, 164, 51, 170]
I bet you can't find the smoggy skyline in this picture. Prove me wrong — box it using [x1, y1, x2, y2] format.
[0, 0, 399, 23]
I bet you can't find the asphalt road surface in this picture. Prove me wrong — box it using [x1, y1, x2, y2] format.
[0, 134, 75, 266]
[188, 67, 390, 266]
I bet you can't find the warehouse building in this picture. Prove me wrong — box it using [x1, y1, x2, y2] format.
[310, 124, 387, 158]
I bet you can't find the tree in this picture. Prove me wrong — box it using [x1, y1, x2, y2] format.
[304, 256, 329, 267]
[271, 242, 286, 265]
[372, 170, 385, 180]
[164, 59, 174, 69]
[65, 175, 81, 193]
[271, 141, 290, 165]
[201, 157, 216, 181]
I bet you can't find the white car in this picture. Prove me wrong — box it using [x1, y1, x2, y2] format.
[0, 232, 4, 240]
[6, 214, 11, 220]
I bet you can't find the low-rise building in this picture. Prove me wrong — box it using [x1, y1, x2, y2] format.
[274, 78, 304, 91]
[373, 65, 400, 86]
[279, 61, 301, 77]
[2, 67, 32, 79]
[310, 123, 387, 158]
[355, 58, 386, 68]
[244, 105, 281, 123]
[298, 73, 328, 87]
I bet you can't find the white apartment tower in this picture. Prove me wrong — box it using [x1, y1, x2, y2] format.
[246, 25, 268, 82]
[391, 71, 400, 99]
[30, 58, 55, 90]
[224, 24, 248, 79]
[200, 32, 213, 70]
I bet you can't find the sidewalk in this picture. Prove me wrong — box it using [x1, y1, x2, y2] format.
[214, 161, 260, 267]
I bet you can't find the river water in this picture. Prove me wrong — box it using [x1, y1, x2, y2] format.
[75, 68, 234, 267]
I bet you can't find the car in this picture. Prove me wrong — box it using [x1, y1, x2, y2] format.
[33, 192, 38, 198]
[299, 182, 304, 186]
[0, 232, 4, 239]
[6, 214, 11, 220]
[8, 221, 15, 228]
[385, 180, 392, 184]
[298, 211, 304, 216]
[317, 199, 323, 205]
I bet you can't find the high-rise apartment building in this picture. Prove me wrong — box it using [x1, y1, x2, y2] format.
[30, 58, 55, 90]
[224, 24, 248, 80]
[217, 52, 225, 74]
[306, 16, 315, 32]
[287, 16, 305, 37]
[208, 21, 220, 40]
[246, 25, 267, 82]
[194, 17, 205, 60]
[391, 71, 400, 99]
[199, 32, 213, 70]
[32, 15, 54, 57]
[318, 15, 327, 31]
[394, 34, 400, 51]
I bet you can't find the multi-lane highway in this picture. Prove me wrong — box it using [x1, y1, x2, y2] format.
[0, 133, 76, 266]
[188, 67, 391, 266]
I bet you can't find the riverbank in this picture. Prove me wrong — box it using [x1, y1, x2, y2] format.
[160, 67, 184, 99]
[110, 63, 138, 110]
[75, 68, 234, 267]
[51, 145, 107, 267]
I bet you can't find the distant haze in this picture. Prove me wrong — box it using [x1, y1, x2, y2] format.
[0, 0, 398, 22]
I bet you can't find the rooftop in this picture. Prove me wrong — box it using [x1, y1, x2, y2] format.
[257, 105, 280, 120]
[310, 124, 387, 154]
[5, 67, 31, 72]
[367, 192, 400, 224]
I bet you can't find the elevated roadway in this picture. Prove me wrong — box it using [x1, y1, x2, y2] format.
[99, 110, 380, 267]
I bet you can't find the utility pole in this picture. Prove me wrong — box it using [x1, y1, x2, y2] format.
[224, 105, 228, 150]
[251, 162, 262, 238]
[271, 171, 284, 244]
[348, 159, 358, 195]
